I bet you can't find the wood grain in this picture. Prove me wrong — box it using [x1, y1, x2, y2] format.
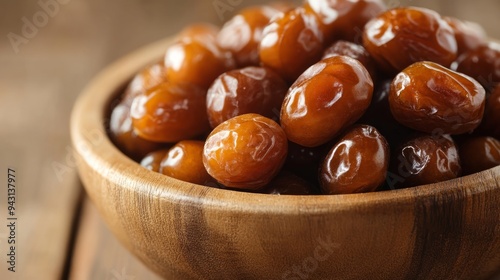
[1, 0, 500, 279]
[70, 197, 163, 280]
[71, 34, 500, 279]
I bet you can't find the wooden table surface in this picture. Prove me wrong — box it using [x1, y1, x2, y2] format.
[0, 0, 499, 279]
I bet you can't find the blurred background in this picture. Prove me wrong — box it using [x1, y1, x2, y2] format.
[0, 0, 499, 279]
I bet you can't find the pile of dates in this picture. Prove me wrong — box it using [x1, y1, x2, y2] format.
[109, 0, 500, 195]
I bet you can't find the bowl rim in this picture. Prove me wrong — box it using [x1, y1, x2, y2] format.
[70, 36, 500, 214]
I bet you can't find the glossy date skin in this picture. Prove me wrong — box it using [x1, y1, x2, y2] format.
[444, 17, 486, 55]
[109, 103, 165, 161]
[160, 140, 212, 185]
[259, 7, 324, 83]
[140, 149, 170, 172]
[164, 29, 235, 89]
[389, 61, 485, 135]
[280, 55, 373, 147]
[453, 42, 500, 91]
[390, 134, 461, 188]
[130, 82, 210, 143]
[319, 125, 389, 195]
[304, 0, 386, 43]
[322, 40, 377, 81]
[122, 62, 167, 107]
[206, 66, 287, 128]
[458, 137, 500, 175]
[363, 7, 457, 74]
[217, 6, 281, 67]
[203, 114, 288, 190]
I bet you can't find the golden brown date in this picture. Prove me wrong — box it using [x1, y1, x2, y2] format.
[389, 61, 485, 135]
[130, 82, 210, 143]
[363, 7, 457, 73]
[109, 103, 165, 161]
[217, 6, 281, 67]
[140, 149, 170, 172]
[203, 114, 288, 190]
[259, 7, 324, 83]
[160, 140, 212, 185]
[280, 55, 373, 147]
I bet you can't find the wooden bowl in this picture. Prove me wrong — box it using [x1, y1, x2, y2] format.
[71, 37, 500, 280]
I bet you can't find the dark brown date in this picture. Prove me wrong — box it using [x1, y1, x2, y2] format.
[388, 134, 461, 189]
[206, 66, 287, 128]
[478, 85, 500, 139]
[262, 171, 316, 195]
[319, 125, 389, 194]
[458, 137, 500, 175]
[453, 42, 500, 91]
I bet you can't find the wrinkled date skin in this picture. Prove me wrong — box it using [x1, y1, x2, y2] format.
[130, 82, 210, 143]
[281, 55, 373, 147]
[206, 66, 288, 128]
[160, 140, 212, 185]
[260, 7, 324, 83]
[164, 30, 235, 89]
[140, 149, 170, 172]
[479, 85, 500, 139]
[122, 62, 167, 107]
[389, 61, 485, 135]
[305, 0, 386, 43]
[322, 40, 377, 81]
[454, 42, 500, 91]
[458, 137, 500, 175]
[444, 17, 486, 55]
[217, 6, 281, 67]
[363, 7, 457, 73]
[109, 103, 165, 161]
[319, 125, 389, 194]
[203, 114, 288, 190]
[389, 134, 461, 188]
